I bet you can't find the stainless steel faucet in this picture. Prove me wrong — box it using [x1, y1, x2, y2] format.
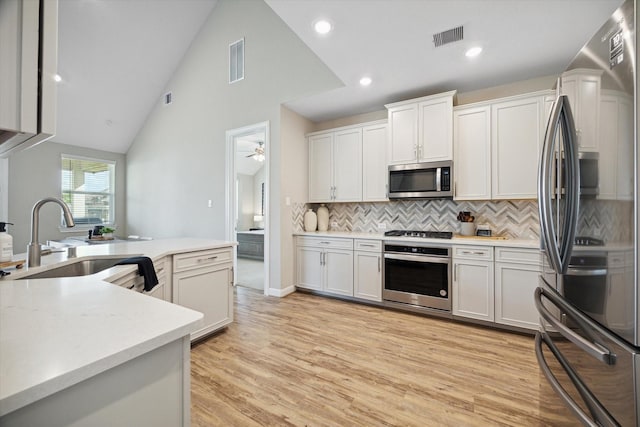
[27, 198, 75, 267]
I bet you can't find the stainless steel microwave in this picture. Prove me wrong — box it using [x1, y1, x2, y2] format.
[388, 161, 453, 199]
[556, 151, 599, 198]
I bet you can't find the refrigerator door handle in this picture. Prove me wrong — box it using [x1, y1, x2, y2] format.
[535, 286, 616, 365]
[558, 97, 580, 273]
[535, 332, 620, 427]
[538, 97, 563, 273]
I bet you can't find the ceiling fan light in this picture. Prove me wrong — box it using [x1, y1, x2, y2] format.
[254, 153, 265, 162]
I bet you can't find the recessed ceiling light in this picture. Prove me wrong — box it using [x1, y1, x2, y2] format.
[359, 76, 372, 86]
[314, 19, 332, 35]
[53, 74, 62, 82]
[465, 47, 483, 58]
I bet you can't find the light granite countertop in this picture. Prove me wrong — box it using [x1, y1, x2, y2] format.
[0, 238, 235, 417]
[294, 231, 541, 249]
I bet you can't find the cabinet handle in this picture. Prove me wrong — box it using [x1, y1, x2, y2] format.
[453, 264, 457, 282]
[461, 250, 486, 256]
[319, 252, 323, 266]
[360, 244, 376, 247]
[378, 256, 381, 273]
[231, 266, 235, 286]
[320, 241, 331, 245]
[198, 256, 218, 262]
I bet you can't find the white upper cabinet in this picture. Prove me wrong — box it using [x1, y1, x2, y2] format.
[454, 91, 551, 201]
[419, 95, 454, 161]
[386, 91, 456, 165]
[453, 105, 492, 200]
[308, 133, 334, 202]
[387, 103, 418, 164]
[362, 122, 388, 201]
[308, 120, 386, 203]
[333, 128, 363, 201]
[561, 69, 602, 152]
[599, 91, 634, 201]
[491, 95, 544, 199]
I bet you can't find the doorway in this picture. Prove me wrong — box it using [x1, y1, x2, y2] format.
[226, 122, 269, 295]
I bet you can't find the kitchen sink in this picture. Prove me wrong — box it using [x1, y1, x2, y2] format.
[18, 257, 134, 279]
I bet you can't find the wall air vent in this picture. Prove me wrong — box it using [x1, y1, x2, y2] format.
[432, 26, 464, 47]
[229, 38, 245, 84]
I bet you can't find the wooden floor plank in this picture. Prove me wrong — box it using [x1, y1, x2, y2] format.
[191, 287, 580, 426]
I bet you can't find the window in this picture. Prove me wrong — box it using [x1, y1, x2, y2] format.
[61, 156, 115, 227]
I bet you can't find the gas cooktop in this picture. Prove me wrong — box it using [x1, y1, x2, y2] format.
[384, 230, 453, 239]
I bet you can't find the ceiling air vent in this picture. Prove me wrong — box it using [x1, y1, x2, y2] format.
[229, 38, 245, 84]
[432, 26, 463, 48]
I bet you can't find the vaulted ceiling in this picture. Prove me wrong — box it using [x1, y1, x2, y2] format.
[53, 0, 623, 153]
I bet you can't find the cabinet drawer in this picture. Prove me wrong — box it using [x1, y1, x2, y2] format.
[453, 245, 493, 261]
[110, 268, 145, 289]
[495, 247, 541, 265]
[297, 236, 354, 250]
[173, 247, 232, 273]
[608, 251, 629, 268]
[354, 239, 382, 252]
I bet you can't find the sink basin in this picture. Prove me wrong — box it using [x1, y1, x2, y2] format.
[18, 257, 134, 279]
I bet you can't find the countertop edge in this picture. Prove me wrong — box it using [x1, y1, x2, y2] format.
[293, 231, 541, 249]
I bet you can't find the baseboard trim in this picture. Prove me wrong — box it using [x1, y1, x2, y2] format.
[268, 285, 295, 298]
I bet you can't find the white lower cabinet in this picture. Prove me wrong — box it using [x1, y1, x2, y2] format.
[353, 239, 382, 302]
[296, 236, 354, 297]
[494, 248, 542, 330]
[452, 246, 494, 322]
[172, 247, 234, 341]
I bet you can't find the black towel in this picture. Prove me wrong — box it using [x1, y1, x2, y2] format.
[115, 256, 159, 292]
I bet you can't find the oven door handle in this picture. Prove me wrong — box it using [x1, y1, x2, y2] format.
[565, 268, 607, 276]
[384, 253, 450, 264]
[535, 286, 615, 365]
[535, 332, 619, 427]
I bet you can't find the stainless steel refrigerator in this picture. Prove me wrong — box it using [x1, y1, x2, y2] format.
[535, 0, 639, 425]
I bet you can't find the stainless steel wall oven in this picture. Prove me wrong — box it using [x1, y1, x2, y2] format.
[383, 242, 451, 312]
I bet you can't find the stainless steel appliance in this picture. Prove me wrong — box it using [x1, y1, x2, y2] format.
[535, 1, 640, 424]
[387, 161, 453, 199]
[556, 151, 600, 197]
[382, 230, 452, 312]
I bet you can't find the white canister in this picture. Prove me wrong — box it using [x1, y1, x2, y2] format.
[304, 209, 317, 232]
[460, 222, 475, 236]
[317, 204, 329, 231]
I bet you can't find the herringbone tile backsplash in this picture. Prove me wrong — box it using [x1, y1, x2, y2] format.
[293, 199, 633, 242]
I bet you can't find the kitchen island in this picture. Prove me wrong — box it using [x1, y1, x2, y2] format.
[0, 238, 235, 426]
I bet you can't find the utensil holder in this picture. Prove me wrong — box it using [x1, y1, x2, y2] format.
[460, 222, 475, 236]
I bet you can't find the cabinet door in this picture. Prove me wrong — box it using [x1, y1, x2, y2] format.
[308, 133, 333, 202]
[324, 249, 354, 296]
[173, 264, 232, 341]
[419, 96, 453, 161]
[453, 106, 491, 200]
[296, 246, 323, 291]
[562, 72, 601, 152]
[388, 103, 418, 164]
[333, 128, 362, 201]
[362, 123, 388, 201]
[452, 260, 494, 321]
[616, 96, 634, 200]
[598, 94, 618, 199]
[491, 96, 542, 199]
[354, 251, 382, 302]
[494, 262, 540, 330]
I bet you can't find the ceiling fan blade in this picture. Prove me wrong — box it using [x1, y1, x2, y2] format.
[245, 152, 256, 158]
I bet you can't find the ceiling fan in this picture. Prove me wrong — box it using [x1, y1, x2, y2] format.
[245, 141, 265, 162]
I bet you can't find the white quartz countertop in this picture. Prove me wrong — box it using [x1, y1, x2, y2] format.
[294, 231, 540, 249]
[0, 238, 234, 417]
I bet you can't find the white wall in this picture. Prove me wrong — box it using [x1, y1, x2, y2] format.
[0, 159, 7, 222]
[6, 142, 126, 249]
[279, 105, 315, 290]
[126, 0, 341, 292]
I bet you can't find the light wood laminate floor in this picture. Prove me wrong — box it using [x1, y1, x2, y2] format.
[191, 287, 580, 426]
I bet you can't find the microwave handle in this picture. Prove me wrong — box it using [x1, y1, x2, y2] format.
[436, 167, 442, 192]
